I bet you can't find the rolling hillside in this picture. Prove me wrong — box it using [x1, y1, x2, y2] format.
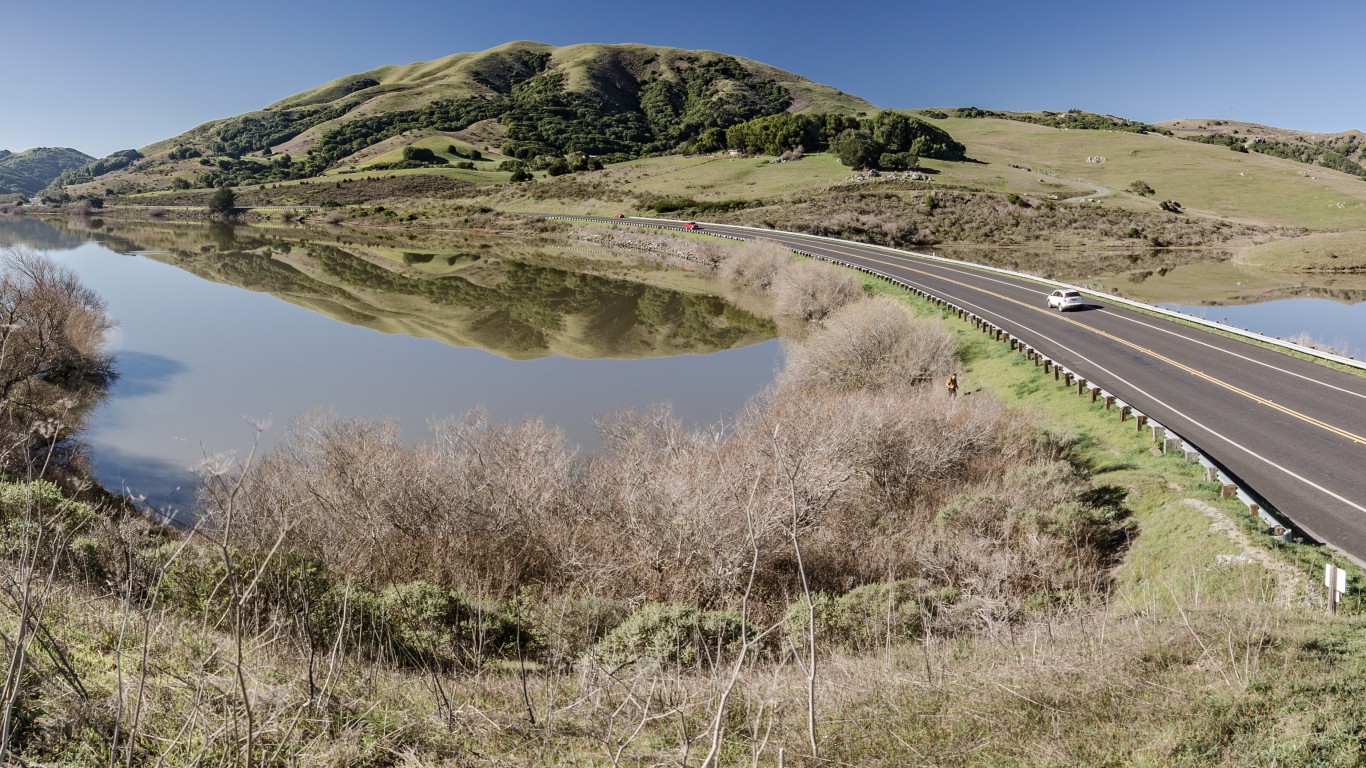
[0, 146, 92, 195]
[40, 42, 1366, 269]
[54, 41, 873, 196]
[1159, 118, 1366, 178]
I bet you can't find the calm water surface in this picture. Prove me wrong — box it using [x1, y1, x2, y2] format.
[2, 223, 781, 515]
[1160, 299, 1366, 361]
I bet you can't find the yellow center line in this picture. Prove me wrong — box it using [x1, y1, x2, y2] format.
[789, 238, 1366, 447]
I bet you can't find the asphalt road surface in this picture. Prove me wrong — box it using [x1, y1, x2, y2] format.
[564, 215, 1366, 564]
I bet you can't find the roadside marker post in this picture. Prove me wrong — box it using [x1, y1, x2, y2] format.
[1325, 564, 1349, 613]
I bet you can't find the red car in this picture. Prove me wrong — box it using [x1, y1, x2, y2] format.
[683, 221, 699, 231]
[614, 213, 624, 218]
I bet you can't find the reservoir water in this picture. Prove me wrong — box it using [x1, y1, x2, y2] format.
[1159, 298, 1366, 361]
[0, 219, 782, 517]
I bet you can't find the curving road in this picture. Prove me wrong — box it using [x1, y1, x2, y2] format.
[562, 215, 1366, 564]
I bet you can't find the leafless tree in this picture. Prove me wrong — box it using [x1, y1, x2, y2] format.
[0, 248, 115, 482]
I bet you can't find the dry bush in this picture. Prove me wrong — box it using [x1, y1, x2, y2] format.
[780, 296, 957, 393]
[206, 384, 1118, 630]
[715, 238, 864, 321]
[716, 238, 791, 292]
[203, 409, 579, 594]
[576, 405, 795, 608]
[769, 258, 865, 321]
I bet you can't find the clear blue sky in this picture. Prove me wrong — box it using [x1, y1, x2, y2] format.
[5, 0, 1363, 157]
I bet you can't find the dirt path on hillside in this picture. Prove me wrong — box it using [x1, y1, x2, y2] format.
[1183, 498, 1320, 607]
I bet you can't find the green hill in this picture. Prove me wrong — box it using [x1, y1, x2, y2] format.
[1159, 118, 1366, 178]
[0, 146, 92, 195]
[59, 41, 873, 195]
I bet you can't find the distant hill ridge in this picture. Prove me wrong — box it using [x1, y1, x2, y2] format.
[0, 147, 93, 196]
[52, 41, 875, 195]
[1158, 118, 1366, 179]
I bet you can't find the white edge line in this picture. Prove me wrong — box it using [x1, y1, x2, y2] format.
[641, 217, 1366, 372]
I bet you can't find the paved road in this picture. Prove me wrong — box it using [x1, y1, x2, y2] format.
[565, 215, 1366, 563]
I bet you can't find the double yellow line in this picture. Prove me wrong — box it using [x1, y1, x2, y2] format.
[799, 239, 1366, 447]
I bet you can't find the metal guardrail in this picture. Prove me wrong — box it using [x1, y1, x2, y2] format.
[629, 217, 1366, 372]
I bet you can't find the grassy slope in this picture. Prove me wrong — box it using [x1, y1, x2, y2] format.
[0, 146, 93, 195]
[1239, 230, 1366, 272]
[921, 117, 1366, 230]
[485, 117, 1366, 237]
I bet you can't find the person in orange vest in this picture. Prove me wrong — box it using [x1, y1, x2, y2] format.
[946, 372, 958, 396]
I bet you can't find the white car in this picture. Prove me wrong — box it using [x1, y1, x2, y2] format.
[1047, 289, 1086, 311]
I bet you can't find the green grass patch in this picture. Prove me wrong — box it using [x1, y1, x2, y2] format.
[1240, 231, 1366, 272]
[926, 117, 1366, 230]
[597, 152, 852, 201]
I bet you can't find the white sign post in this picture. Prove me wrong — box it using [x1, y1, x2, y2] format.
[1325, 564, 1349, 613]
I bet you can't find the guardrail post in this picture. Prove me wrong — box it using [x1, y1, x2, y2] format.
[1151, 424, 1165, 442]
[1089, 386, 1100, 403]
[1104, 395, 1115, 410]
[1221, 484, 1237, 499]
[1054, 365, 1061, 381]
[1135, 414, 1147, 431]
[1118, 405, 1131, 422]
[1043, 360, 1052, 374]
[1163, 437, 1180, 454]
[1076, 377, 1086, 395]
[1063, 372, 1074, 386]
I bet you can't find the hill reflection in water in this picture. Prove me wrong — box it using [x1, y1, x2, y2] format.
[0, 217, 781, 515]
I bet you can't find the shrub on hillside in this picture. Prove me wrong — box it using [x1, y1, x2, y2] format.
[769, 258, 865, 321]
[380, 581, 523, 669]
[782, 581, 962, 652]
[780, 297, 956, 392]
[716, 238, 791, 292]
[401, 146, 445, 165]
[591, 603, 753, 670]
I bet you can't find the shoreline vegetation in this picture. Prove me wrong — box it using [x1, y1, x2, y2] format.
[0, 229, 1361, 765]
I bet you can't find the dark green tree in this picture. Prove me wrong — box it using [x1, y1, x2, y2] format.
[208, 185, 237, 219]
[831, 129, 879, 169]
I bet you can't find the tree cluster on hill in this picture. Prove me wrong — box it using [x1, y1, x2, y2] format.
[44, 149, 145, 197]
[1182, 133, 1366, 178]
[723, 110, 966, 169]
[954, 107, 1170, 135]
[0, 147, 94, 196]
[208, 101, 361, 158]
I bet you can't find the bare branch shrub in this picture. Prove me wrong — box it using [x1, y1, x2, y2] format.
[779, 296, 957, 393]
[769, 258, 865, 321]
[716, 239, 792, 293]
[207, 409, 579, 595]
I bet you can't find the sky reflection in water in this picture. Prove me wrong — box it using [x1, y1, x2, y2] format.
[1160, 298, 1366, 361]
[3, 236, 781, 515]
